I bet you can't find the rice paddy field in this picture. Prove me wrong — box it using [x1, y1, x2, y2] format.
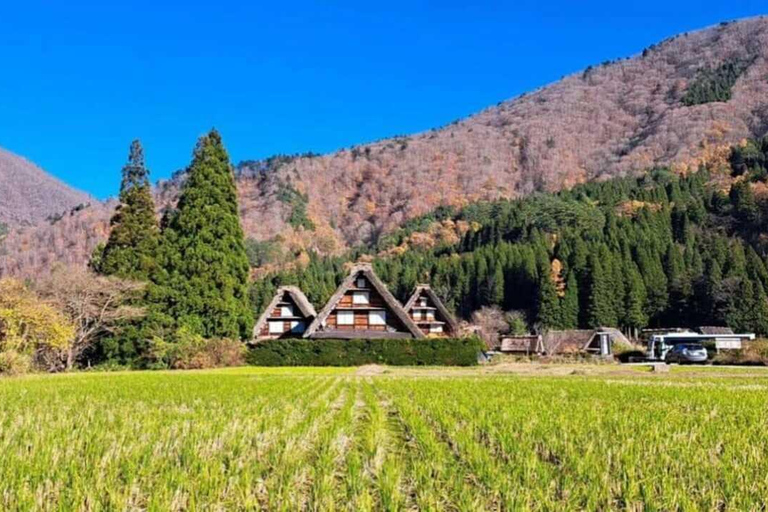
[2, 364, 768, 511]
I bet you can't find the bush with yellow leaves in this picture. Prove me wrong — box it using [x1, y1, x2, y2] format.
[0, 279, 75, 375]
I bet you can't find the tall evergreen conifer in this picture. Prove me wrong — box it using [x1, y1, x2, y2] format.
[586, 254, 618, 327]
[665, 244, 692, 326]
[155, 130, 254, 339]
[624, 261, 648, 337]
[536, 269, 560, 329]
[489, 265, 505, 306]
[705, 259, 725, 324]
[97, 140, 159, 280]
[559, 272, 579, 329]
[637, 247, 668, 325]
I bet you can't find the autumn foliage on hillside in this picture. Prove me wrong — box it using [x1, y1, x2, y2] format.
[0, 148, 91, 228]
[3, 17, 768, 278]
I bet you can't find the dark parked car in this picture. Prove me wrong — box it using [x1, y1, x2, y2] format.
[665, 343, 709, 364]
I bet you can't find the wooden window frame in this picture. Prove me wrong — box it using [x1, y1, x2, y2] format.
[369, 310, 386, 326]
[337, 310, 354, 325]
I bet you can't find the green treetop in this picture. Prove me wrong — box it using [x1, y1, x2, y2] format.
[97, 140, 160, 280]
[155, 130, 254, 340]
[586, 253, 618, 328]
[536, 267, 560, 330]
[559, 271, 579, 329]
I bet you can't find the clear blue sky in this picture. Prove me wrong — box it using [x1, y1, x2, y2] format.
[0, 1, 765, 199]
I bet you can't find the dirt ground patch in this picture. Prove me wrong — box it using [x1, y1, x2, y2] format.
[355, 365, 387, 376]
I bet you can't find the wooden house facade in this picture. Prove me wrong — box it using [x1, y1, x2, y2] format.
[253, 286, 317, 341]
[404, 284, 459, 337]
[304, 264, 424, 340]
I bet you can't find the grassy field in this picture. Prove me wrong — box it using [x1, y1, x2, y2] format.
[2, 365, 768, 510]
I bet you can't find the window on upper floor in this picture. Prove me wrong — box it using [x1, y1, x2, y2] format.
[352, 291, 370, 305]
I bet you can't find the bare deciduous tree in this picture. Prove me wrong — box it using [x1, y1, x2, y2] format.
[471, 305, 509, 350]
[36, 267, 145, 369]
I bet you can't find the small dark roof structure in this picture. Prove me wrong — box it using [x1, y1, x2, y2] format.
[252, 286, 317, 340]
[304, 263, 424, 339]
[542, 328, 626, 356]
[404, 284, 459, 335]
[500, 335, 544, 354]
[698, 326, 735, 335]
[542, 330, 596, 354]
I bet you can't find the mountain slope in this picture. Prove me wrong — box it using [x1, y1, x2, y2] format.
[0, 147, 91, 227]
[2, 16, 768, 278]
[243, 17, 768, 248]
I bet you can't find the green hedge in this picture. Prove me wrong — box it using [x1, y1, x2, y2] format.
[246, 337, 484, 367]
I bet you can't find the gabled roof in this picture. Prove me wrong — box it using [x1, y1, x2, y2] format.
[252, 286, 317, 339]
[404, 284, 459, 334]
[542, 330, 597, 354]
[500, 335, 544, 353]
[304, 263, 424, 339]
[542, 328, 625, 354]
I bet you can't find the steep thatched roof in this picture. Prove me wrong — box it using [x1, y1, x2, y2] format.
[542, 330, 597, 354]
[252, 286, 317, 340]
[404, 284, 459, 334]
[500, 335, 544, 353]
[304, 263, 424, 339]
[542, 328, 627, 354]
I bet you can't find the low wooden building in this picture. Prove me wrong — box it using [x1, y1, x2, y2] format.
[404, 284, 459, 337]
[253, 286, 317, 341]
[304, 263, 424, 340]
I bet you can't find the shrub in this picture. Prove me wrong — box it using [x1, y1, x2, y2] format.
[246, 337, 484, 367]
[0, 278, 75, 375]
[0, 350, 32, 376]
[612, 340, 647, 362]
[149, 328, 246, 369]
[712, 339, 768, 366]
[203, 338, 248, 368]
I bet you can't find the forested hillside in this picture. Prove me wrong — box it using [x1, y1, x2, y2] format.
[3, 17, 768, 278]
[251, 136, 768, 335]
[0, 148, 91, 228]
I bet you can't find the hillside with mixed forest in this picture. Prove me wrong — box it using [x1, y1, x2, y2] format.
[2, 17, 768, 278]
[250, 136, 768, 337]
